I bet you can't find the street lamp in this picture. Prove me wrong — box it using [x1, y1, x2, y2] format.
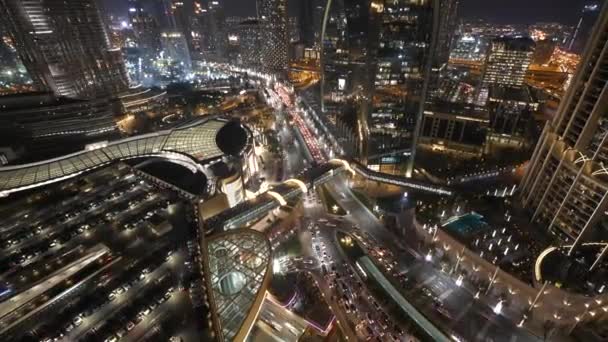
[493, 300, 503, 315]
[455, 274, 463, 287]
[425, 252, 432, 262]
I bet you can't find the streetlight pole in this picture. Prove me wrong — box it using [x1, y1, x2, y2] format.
[485, 267, 500, 295]
[568, 303, 591, 335]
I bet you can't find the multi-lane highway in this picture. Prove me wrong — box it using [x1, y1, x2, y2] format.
[269, 80, 553, 341]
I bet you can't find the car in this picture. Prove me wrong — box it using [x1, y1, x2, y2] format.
[126, 322, 135, 331]
[149, 302, 157, 310]
[108, 293, 116, 301]
[73, 316, 83, 326]
[115, 329, 127, 338]
[104, 336, 117, 342]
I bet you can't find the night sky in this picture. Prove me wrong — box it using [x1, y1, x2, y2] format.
[102, 0, 592, 26]
[458, 0, 591, 25]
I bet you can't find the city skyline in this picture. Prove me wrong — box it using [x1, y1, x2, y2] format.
[101, 0, 595, 26]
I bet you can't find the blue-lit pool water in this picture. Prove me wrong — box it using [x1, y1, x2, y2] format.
[442, 212, 489, 237]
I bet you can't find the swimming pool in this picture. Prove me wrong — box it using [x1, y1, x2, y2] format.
[442, 212, 489, 238]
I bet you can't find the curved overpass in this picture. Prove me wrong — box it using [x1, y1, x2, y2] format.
[0, 117, 247, 197]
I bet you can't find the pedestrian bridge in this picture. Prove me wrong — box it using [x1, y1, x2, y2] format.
[0, 117, 250, 197]
[205, 159, 353, 232]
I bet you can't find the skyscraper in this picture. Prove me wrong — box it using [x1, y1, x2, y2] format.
[321, 0, 439, 175]
[520, 4, 608, 252]
[569, 1, 601, 53]
[297, 0, 315, 47]
[481, 37, 535, 87]
[435, 0, 460, 69]
[129, 0, 162, 55]
[257, 0, 289, 72]
[160, 30, 192, 73]
[0, 0, 129, 98]
[233, 19, 262, 68]
[201, 0, 228, 62]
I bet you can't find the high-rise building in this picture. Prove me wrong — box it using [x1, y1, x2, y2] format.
[481, 37, 535, 87]
[569, 1, 601, 53]
[157, 0, 197, 60]
[200, 0, 228, 62]
[129, 0, 162, 55]
[520, 4, 608, 251]
[297, 0, 315, 47]
[160, 30, 192, 73]
[257, 0, 288, 73]
[233, 19, 262, 68]
[0, 92, 119, 160]
[450, 35, 487, 62]
[288, 17, 300, 43]
[435, 0, 459, 69]
[321, 0, 439, 175]
[0, 0, 129, 98]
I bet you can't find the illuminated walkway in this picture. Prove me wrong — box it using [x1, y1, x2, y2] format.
[350, 161, 454, 196]
[0, 117, 245, 196]
[357, 256, 450, 342]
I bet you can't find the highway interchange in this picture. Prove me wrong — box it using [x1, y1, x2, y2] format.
[268, 82, 553, 342]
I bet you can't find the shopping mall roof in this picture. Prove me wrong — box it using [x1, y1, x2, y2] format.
[0, 117, 249, 196]
[202, 229, 272, 341]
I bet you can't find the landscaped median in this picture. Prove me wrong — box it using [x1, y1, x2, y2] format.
[335, 231, 452, 342]
[317, 185, 348, 216]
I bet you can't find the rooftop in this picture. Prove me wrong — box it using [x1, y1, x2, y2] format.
[0, 117, 249, 196]
[488, 85, 536, 103]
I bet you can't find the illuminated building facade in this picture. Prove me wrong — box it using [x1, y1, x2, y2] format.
[200, 0, 228, 62]
[232, 19, 262, 68]
[487, 85, 538, 146]
[321, 0, 438, 174]
[434, 0, 460, 69]
[297, 0, 316, 48]
[0, 92, 118, 160]
[160, 30, 192, 74]
[450, 35, 487, 62]
[257, 0, 289, 72]
[520, 5, 608, 249]
[128, 0, 161, 55]
[529, 22, 573, 47]
[0, 0, 129, 98]
[481, 37, 535, 87]
[420, 102, 489, 156]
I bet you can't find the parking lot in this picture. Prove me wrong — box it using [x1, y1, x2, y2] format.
[0, 163, 208, 341]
